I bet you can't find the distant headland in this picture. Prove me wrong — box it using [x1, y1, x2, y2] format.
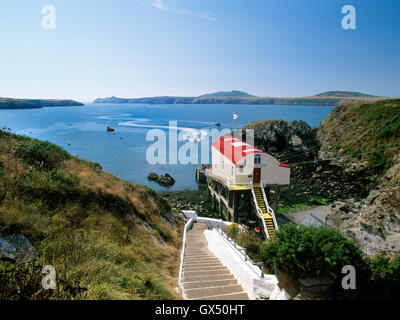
[93, 90, 385, 106]
[0, 97, 84, 110]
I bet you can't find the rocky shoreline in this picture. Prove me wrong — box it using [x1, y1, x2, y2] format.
[160, 189, 219, 219]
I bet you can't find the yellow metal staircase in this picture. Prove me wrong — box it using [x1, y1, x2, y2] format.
[253, 184, 276, 238]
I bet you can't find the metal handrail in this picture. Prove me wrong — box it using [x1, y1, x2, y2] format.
[251, 186, 270, 239]
[213, 226, 265, 278]
[260, 180, 279, 231]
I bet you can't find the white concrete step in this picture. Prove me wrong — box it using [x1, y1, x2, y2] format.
[183, 279, 238, 290]
[183, 274, 235, 282]
[196, 292, 249, 300]
[184, 269, 230, 277]
[184, 265, 227, 272]
[185, 284, 244, 299]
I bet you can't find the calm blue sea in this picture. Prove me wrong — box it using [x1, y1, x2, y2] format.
[0, 103, 334, 191]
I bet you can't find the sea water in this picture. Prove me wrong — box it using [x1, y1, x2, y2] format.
[0, 103, 334, 191]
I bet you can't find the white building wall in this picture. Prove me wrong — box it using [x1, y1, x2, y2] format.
[211, 147, 290, 186]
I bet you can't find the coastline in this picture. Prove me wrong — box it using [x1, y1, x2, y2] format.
[0, 98, 84, 110]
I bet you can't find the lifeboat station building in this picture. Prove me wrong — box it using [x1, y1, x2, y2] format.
[204, 136, 291, 238]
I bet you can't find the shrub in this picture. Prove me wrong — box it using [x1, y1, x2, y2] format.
[350, 148, 362, 160]
[368, 147, 392, 174]
[16, 140, 71, 170]
[226, 223, 239, 237]
[368, 255, 400, 282]
[365, 255, 400, 298]
[310, 196, 330, 206]
[261, 224, 366, 279]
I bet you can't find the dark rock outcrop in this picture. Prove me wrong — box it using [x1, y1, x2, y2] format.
[243, 119, 318, 153]
[326, 155, 400, 256]
[0, 233, 37, 262]
[148, 173, 175, 187]
[240, 119, 370, 206]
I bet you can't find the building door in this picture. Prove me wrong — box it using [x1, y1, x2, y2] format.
[253, 168, 261, 184]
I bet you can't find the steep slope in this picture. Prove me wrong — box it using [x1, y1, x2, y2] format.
[317, 99, 400, 256]
[0, 130, 183, 299]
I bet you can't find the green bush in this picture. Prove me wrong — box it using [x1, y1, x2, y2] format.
[261, 224, 366, 279]
[368, 255, 400, 282]
[376, 119, 400, 140]
[310, 196, 330, 206]
[350, 148, 363, 160]
[16, 140, 71, 170]
[365, 255, 400, 298]
[368, 147, 393, 174]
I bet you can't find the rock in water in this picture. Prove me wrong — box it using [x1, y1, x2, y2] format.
[147, 173, 175, 187]
[148, 173, 159, 181]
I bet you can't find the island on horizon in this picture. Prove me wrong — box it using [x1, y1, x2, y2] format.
[0, 97, 84, 110]
[93, 90, 386, 106]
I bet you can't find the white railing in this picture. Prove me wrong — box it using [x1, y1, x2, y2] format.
[260, 180, 279, 231]
[212, 226, 265, 279]
[178, 218, 194, 299]
[251, 186, 270, 239]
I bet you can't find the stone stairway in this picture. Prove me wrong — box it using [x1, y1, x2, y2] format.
[181, 223, 249, 300]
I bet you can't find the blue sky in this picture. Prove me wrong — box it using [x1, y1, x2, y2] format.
[0, 0, 399, 101]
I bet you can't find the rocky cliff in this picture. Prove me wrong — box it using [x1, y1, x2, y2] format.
[318, 99, 400, 256]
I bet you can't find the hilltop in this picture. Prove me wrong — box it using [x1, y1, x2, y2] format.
[0, 130, 183, 299]
[0, 98, 83, 110]
[315, 91, 378, 98]
[94, 91, 385, 106]
[198, 90, 256, 98]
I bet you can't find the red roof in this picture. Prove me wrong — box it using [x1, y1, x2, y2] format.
[211, 137, 266, 165]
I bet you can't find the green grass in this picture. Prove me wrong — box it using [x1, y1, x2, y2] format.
[0, 130, 182, 300]
[323, 99, 400, 175]
[278, 197, 330, 215]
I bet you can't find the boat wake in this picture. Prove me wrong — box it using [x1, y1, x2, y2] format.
[118, 120, 209, 143]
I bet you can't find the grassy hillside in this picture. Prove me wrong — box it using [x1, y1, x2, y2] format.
[317, 99, 400, 174]
[0, 130, 182, 300]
